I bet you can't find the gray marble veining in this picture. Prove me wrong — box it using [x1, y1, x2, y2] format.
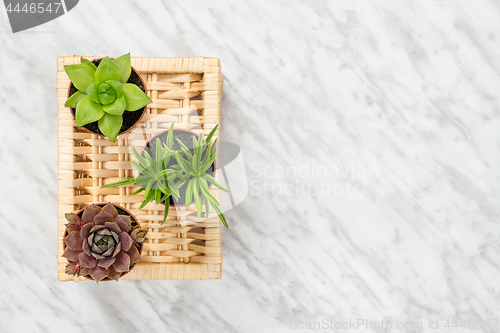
[1, 0, 500, 332]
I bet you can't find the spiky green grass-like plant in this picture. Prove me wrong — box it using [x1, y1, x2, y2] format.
[101, 123, 181, 223]
[168, 125, 228, 228]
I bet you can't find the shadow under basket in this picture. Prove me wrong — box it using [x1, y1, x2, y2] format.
[57, 56, 224, 281]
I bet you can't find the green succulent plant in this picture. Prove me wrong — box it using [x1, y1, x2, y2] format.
[167, 125, 229, 228]
[64, 53, 152, 142]
[101, 123, 181, 224]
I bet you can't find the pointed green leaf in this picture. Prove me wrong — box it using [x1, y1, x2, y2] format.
[192, 178, 202, 218]
[168, 180, 180, 199]
[203, 193, 210, 219]
[122, 83, 152, 111]
[135, 175, 151, 186]
[205, 125, 218, 143]
[143, 150, 155, 171]
[192, 136, 199, 162]
[155, 138, 162, 171]
[65, 64, 95, 92]
[95, 56, 121, 82]
[176, 138, 193, 159]
[81, 58, 97, 70]
[210, 138, 218, 159]
[86, 83, 99, 103]
[167, 123, 175, 148]
[131, 160, 152, 177]
[113, 53, 132, 83]
[140, 185, 155, 209]
[202, 156, 214, 173]
[200, 147, 213, 171]
[155, 188, 161, 203]
[161, 203, 170, 225]
[185, 180, 193, 207]
[102, 94, 126, 115]
[106, 80, 122, 97]
[100, 177, 134, 188]
[213, 205, 228, 229]
[162, 150, 173, 165]
[65, 91, 86, 108]
[132, 146, 148, 168]
[139, 199, 149, 210]
[199, 178, 219, 205]
[130, 187, 145, 195]
[75, 95, 104, 126]
[98, 113, 122, 142]
[203, 174, 228, 192]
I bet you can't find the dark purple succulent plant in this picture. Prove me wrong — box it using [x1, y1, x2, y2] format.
[62, 203, 147, 282]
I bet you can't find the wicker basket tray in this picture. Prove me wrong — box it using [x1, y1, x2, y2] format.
[57, 56, 223, 281]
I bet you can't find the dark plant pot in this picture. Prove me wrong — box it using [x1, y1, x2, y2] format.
[141, 128, 216, 207]
[63, 203, 143, 281]
[67, 58, 148, 138]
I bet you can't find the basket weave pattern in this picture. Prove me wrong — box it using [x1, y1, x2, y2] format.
[57, 56, 223, 281]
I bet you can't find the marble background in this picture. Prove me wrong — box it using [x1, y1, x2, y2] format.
[1, 0, 499, 332]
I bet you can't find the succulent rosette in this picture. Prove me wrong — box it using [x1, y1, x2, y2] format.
[62, 203, 147, 282]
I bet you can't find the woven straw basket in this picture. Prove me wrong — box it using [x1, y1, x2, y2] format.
[57, 56, 223, 281]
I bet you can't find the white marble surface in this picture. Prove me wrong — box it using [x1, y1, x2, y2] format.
[1, 0, 500, 332]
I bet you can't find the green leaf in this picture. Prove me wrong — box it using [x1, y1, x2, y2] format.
[162, 150, 173, 166]
[64, 64, 95, 92]
[135, 175, 151, 186]
[139, 198, 149, 210]
[199, 178, 219, 205]
[156, 179, 167, 195]
[113, 53, 132, 83]
[131, 160, 152, 177]
[197, 132, 203, 154]
[65, 91, 86, 108]
[98, 113, 123, 142]
[210, 139, 217, 160]
[205, 125, 218, 143]
[100, 177, 135, 188]
[80, 58, 97, 70]
[176, 138, 193, 160]
[75, 95, 104, 126]
[201, 156, 214, 173]
[192, 136, 200, 163]
[86, 83, 99, 104]
[175, 153, 195, 174]
[168, 180, 180, 199]
[200, 147, 213, 171]
[185, 180, 193, 207]
[97, 82, 117, 105]
[106, 80, 122, 97]
[122, 83, 153, 111]
[132, 146, 148, 168]
[167, 122, 175, 148]
[95, 56, 121, 82]
[203, 193, 210, 219]
[130, 187, 145, 195]
[155, 138, 162, 171]
[161, 203, 170, 225]
[146, 179, 155, 192]
[203, 174, 228, 192]
[102, 94, 126, 115]
[192, 178, 202, 218]
[213, 205, 228, 229]
[140, 186, 155, 209]
[143, 150, 156, 172]
[155, 187, 161, 203]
